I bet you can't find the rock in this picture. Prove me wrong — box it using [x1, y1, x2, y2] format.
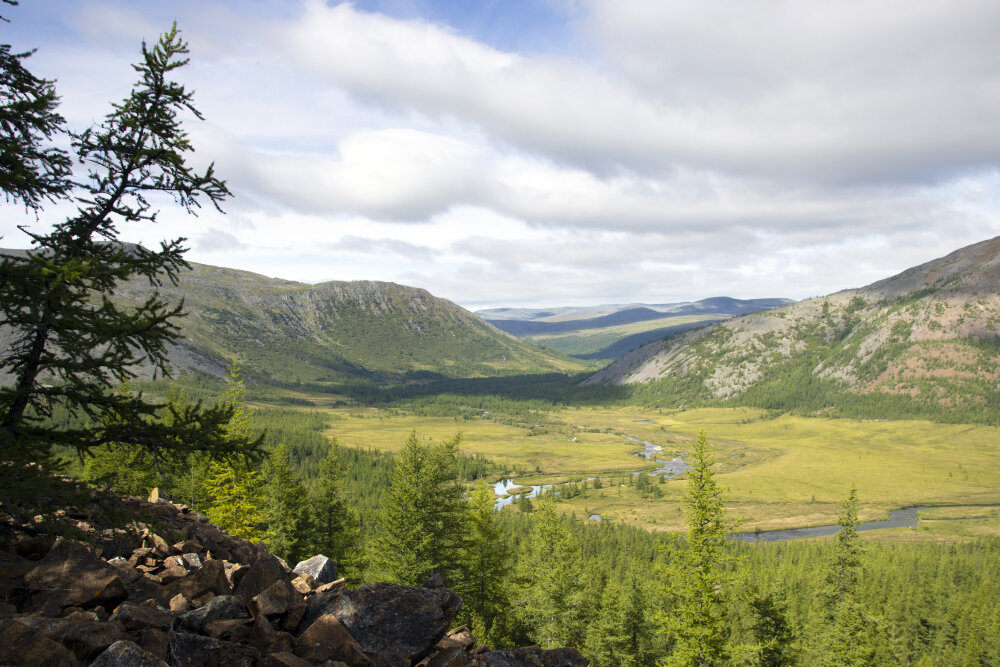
[540, 647, 589, 666]
[169, 593, 191, 612]
[166, 631, 263, 667]
[147, 532, 171, 559]
[158, 565, 189, 584]
[203, 618, 254, 641]
[265, 651, 314, 667]
[292, 554, 338, 584]
[109, 601, 175, 632]
[91, 639, 169, 666]
[308, 583, 462, 664]
[477, 647, 589, 667]
[164, 559, 232, 603]
[107, 557, 144, 584]
[179, 594, 247, 632]
[419, 647, 474, 667]
[23, 536, 128, 612]
[423, 573, 445, 588]
[314, 578, 347, 594]
[251, 578, 301, 618]
[234, 554, 286, 603]
[181, 552, 203, 569]
[14, 614, 125, 661]
[434, 626, 476, 652]
[133, 628, 169, 661]
[290, 572, 316, 594]
[0, 618, 80, 666]
[294, 613, 371, 665]
[148, 488, 163, 503]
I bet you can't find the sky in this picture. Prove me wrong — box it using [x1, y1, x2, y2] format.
[5, 0, 1000, 310]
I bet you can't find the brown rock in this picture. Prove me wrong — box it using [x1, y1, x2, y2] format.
[147, 533, 171, 559]
[419, 647, 475, 667]
[476, 646, 589, 667]
[0, 618, 80, 666]
[252, 578, 301, 618]
[307, 583, 461, 664]
[109, 600, 175, 632]
[166, 631, 263, 667]
[291, 573, 317, 594]
[178, 594, 247, 632]
[164, 559, 232, 603]
[14, 614, 126, 661]
[434, 626, 476, 652]
[314, 577, 347, 594]
[23, 537, 128, 612]
[133, 627, 169, 661]
[204, 618, 254, 641]
[234, 554, 286, 603]
[91, 639, 168, 666]
[169, 593, 192, 612]
[148, 488, 163, 503]
[264, 630, 297, 655]
[265, 651, 314, 667]
[294, 613, 371, 665]
[107, 557, 143, 584]
[159, 565, 190, 585]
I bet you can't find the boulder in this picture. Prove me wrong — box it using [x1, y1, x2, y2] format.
[166, 631, 263, 667]
[307, 583, 461, 664]
[163, 559, 232, 603]
[292, 554, 338, 584]
[477, 646, 589, 667]
[14, 614, 125, 661]
[265, 651, 314, 667]
[23, 536, 128, 612]
[90, 639, 169, 666]
[0, 618, 80, 666]
[233, 554, 286, 603]
[251, 578, 301, 618]
[179, 594, 247, 632]
[294, 613, 371, 665]
[109, 601, 175, 632]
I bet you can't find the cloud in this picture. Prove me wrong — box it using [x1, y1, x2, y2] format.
[197, 228, 248, 252]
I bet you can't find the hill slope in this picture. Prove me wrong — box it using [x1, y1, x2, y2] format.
[585, 237, 1000, 422]
[42, 258, 588, 384]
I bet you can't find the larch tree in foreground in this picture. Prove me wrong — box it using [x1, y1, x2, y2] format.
[0, 24, 261, 497]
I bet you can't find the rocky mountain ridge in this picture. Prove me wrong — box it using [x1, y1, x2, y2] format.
[585, 237, 1000, 420]
[0, 489, 587, 666]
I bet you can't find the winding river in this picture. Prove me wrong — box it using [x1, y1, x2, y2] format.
[492, 432, 691, 510]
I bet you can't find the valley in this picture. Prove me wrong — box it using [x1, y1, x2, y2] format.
[248, 386, 1000, 540]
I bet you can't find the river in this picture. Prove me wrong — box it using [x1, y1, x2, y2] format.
[492, 432, 691, 509]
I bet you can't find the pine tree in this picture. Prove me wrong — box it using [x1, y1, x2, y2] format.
[458, 477, 510, 645]
[369, 431, 467, 585]
[0, 25, 255, 489]
[264, 441, 313, 565]
[659, 429, 738, 666]
[309, 438, 360, 578]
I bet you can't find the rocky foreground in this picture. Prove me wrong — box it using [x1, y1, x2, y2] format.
[0, 491, 587, 666]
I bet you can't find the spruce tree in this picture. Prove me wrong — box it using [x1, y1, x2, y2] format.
[264, 441, 313, 565]
[309, 438, 360, 577]
[458, 477, 510, 645]
[369, 431, 467, 585]
[0, 25, 256, 488]
[659, 429, 738, 666]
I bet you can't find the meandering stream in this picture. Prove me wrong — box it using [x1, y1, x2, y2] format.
[492, 432, 691, 509]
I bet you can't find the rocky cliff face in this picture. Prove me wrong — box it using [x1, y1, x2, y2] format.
[0, 491, 587, 667]
[585, 237, 1000, 417]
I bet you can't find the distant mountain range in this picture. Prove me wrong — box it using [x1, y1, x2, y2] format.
[585, 236, 1000, 422]
[478, 297, 792, 360]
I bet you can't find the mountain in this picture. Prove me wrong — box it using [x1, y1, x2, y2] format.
[585, 237, 1000, 422]
[478, 297, 792, 360]
[0, 252, 588, 385]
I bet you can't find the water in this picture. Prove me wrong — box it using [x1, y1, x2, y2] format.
[492, 431, 691, 510]
[733, 506, 931, 542]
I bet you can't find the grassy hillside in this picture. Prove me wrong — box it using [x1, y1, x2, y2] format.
[105, 260, 590, 385]
[524, 314, 727, 359]
[586, 237, 1000, 423]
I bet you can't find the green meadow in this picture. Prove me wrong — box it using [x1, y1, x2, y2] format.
[285, 395, 1000, 539]
[522, 313, 725, 357]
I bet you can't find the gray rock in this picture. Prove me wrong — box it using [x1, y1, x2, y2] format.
[292, 554, 338, 584]
[234, 554, 286, 603]
[303, 582, 461, 664]
[179, 594, 247, 632]
[166, 631, 263, 667]
[91, 639, 169, 666]
[23, 536, 128, 612]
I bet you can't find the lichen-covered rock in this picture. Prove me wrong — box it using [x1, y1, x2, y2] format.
[294, 613, 370, 665]
[0, 618, 80, 666]
[23, 537, 128, 613]
[14, 614, 125, 661]
[292, 554, 337, 584]
[109, 601, 175, 632]
[179, 594, 247, 632]
[90, 639, 169, 666]
[307, 582, 462, 664]
[166, 631, 263, 667]
[233, 554, 286, 603]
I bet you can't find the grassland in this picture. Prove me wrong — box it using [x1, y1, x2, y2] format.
[257, 389, 1000, 540]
